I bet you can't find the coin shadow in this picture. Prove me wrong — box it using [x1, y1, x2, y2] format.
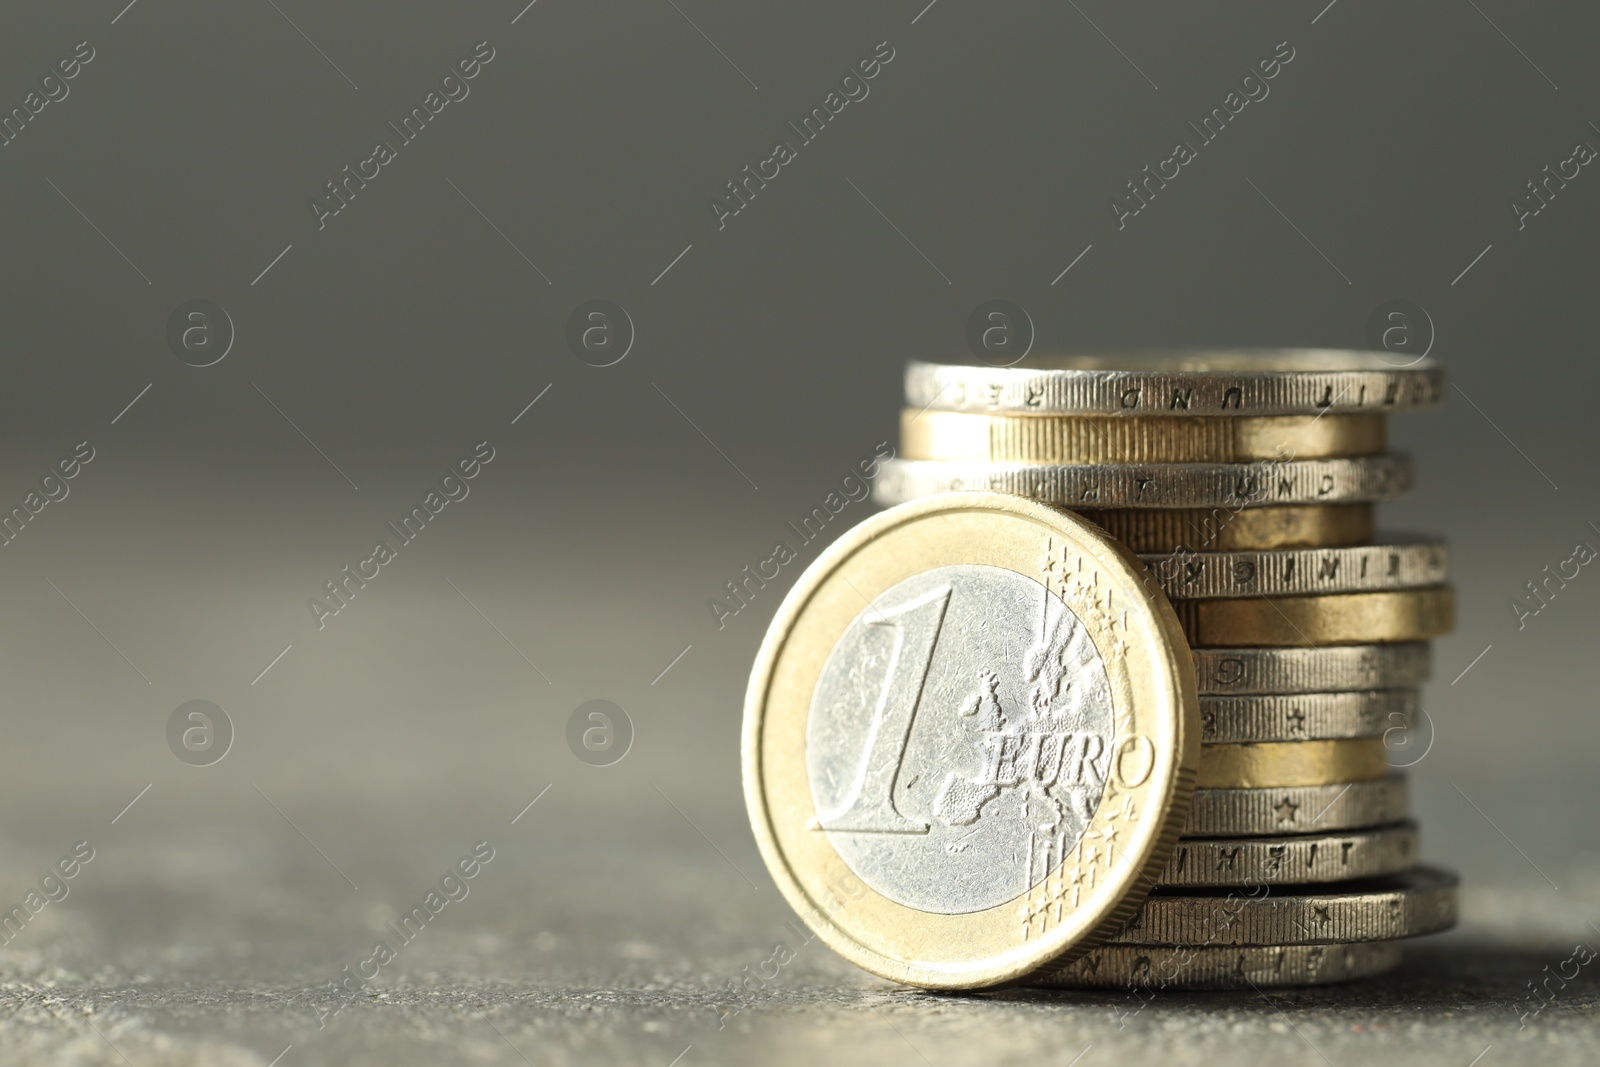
[971, 939, 1600, 1018]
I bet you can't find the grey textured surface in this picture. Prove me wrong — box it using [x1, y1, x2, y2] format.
[0, 0, 1596, 1062]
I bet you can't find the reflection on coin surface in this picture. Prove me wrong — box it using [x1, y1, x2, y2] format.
[744, 493, 1199, 989]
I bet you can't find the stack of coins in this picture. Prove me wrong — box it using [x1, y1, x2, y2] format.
[871, 352, 1458, 989]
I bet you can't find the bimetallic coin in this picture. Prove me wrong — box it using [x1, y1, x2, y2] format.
[1186, 776, 1409, 836]
[1141, 539, 1448, 599]
[743, 493, 1200, 989]
[1200, 690, 1417, 743]
[901, 410, 1386, 463]
[873, 456, 1412, 509]
[905, 352, 1445, 416]
[1172, 587, 1455, 647]
[1080, 504, 1375, 552]
[1193, 644, 1432, 695]
[1037, 940, 1402, 988]
[1111, 867, 1458, 946]
[1196, 740, 1389, 789]
[1157, 823, 1419, 889]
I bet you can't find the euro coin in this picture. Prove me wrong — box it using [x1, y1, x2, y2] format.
[743, 492, 1198, 989]
[1171, 587, 1455, 647]
[1200, 690, 1417, 743]
[1186, 776, 1409, 836]
[1193, 643, 1432, 695]
[1110, 866, 1458, 946]
[1079, 504, 1375, 552]
[1037, 939, 1403, 988]
[901, 410, 1386, 463]
[905, 352, 1445, 416]
[1196, 739, 1389, 789]
[873, 456, 1412, 509]
[1157, 823, 1419, 889]
[1140, 539, 1448, 599]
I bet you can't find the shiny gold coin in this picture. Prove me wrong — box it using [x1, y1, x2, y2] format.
[1171, 587, 1455, 647]
[902, 410, 1386, 463]
[743, 492, 1199, 989]
[1038, 939, 1402, 988]
[1077, 504, 1375, 552]
[1196, 739, 1389, 789]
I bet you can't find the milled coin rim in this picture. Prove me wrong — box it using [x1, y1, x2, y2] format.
[742, 492, 1200, 990]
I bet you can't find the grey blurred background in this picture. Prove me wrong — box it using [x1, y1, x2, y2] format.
[0, 0, 1595, 1063]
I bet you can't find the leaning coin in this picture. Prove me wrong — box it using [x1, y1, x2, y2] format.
[873, 456, 1412, 509]
[1197, 740, 1389, 789]
[743, 492, 1199, 989]
[1157, 823, 1419, 888]
[1185, 776, 1409, 836]
[901, 410, 1386, 463]
[1110, 866, 1458, 946]
[1140, 539, 1448, 599]
[1193, 644, 1432, 695]
[1200, 690, 1417, 743]
[1079, 504, 1375, 552]
[1171, 587, 1455, 647]
[1036, 939, 1402, 988]
[905, 352, 1445, 416]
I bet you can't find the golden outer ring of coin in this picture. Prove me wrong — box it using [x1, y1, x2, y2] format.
[1172, 587, 1455, 647]
[1077, 504, 1375, 552]
[742, 492, 1200, 990]
[901, 410, 1387, 463]
[1196, 739, 1389, 789]
[1157, 822, 1419, 888]
[1037, 940, 1403, 988]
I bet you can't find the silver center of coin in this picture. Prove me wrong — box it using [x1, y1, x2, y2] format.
[806, 564, 1114, 914]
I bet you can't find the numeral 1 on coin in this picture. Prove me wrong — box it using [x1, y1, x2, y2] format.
[816, 586, 951, 834]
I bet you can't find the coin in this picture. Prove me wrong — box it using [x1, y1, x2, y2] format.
[1193, 643, 1432, 695]
[905, 352, 1445, 416]
[1036, 939, 1402, 988]
[1079, 504, 1375, 552]
[1110, 866, 1458, 946]
[873, 456, 1412, 508]
[1140, 539, 1448, 599]
[1186, 776, 1408, 836]
[1200, 690, 1416, 743]
[1171, 587, 1454, 647]
[1196, 740, 1389, 789]
[1158, 823, 1419, 889]
[901, 410, 1386, 463]
[743, 492, 1199, 989]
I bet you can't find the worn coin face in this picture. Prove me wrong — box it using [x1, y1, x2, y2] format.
[744, 493, 1199, 989]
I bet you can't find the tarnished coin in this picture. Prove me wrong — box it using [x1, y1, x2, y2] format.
[1141, 539, 1448, 599]
[1111, 866, 1458, 946]
[905, 352, 1445, 416]
[1038, 939, 1402, 988]
[1157, 823, 1419, 889]
[1193, 643, 1432, 695]
[901, 410, 1386, 463]
[1186, 776, 1409, 836]
[1196, 740, 1389, 789]
[743, 493, 1199, 989]
[873, 456, 1412, 509]
[1200, 690, 1417, 743]
[1171, 587, 1455, 647]
[1079, 504, 1375, 552]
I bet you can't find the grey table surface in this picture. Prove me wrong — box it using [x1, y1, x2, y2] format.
[1, 0, 1599, 1062]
